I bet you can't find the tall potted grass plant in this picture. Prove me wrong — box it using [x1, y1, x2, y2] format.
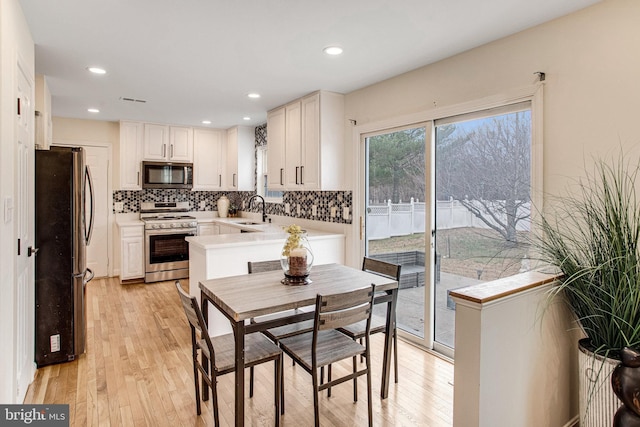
[534, 153, 640, 426]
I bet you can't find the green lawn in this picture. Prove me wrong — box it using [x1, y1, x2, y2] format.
[368, 227, 529, 281]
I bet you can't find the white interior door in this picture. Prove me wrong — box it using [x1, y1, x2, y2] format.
[54, 143, 110, 278]
[15, 61, 35, 402]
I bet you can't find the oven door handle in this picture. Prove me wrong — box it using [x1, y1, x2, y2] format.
[145, 228, 197, 236]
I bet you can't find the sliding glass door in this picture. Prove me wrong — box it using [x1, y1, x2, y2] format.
[361, 101, 533, 356]
[363, 125, 429, 341]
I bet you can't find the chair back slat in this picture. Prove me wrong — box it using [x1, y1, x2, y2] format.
[318, 305, 371, 330]
[319, 287, 374, 312]
[248, 260, 282, 274]
[316, 286, 374, 331]
[362, 257, 401, 281]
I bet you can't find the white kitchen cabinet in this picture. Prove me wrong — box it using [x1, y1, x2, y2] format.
[266, 106, 286, 189]
[143, 123, 193, 162]
[119, 224, 145, 281]
[119, 121, 144, 190]
[197, 222, 218, 236]
[267, 91, 344, 191]
[226, 126, 255, 190]
[193, 128, 225, 190]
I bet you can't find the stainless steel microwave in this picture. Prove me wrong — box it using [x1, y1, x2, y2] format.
[142, 161, 193, 189]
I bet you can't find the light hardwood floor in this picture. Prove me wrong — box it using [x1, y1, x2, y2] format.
[24, 277, 453, 426]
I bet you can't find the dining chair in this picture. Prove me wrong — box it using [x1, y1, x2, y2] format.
[337, 257, 401, 383]
[278, 285, 376, 427]
[247, 260, 315, 413]
[175, 281, 282, 426]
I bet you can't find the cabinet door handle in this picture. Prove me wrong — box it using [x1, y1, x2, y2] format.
[171, 144, 174, 158]
[280, 168, 284, 186]
[300, 166, 304, 185]
[295, 166, 299, 184]
[219, 174, 222, 187]
[162, 144, 166, 158]
[137, 171, 140, 185]
[233, 173, 236, 188]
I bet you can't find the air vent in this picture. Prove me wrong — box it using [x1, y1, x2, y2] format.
[119, 97, 147, 103]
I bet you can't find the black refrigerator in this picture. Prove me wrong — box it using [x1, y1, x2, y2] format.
[35, 146, 95, 367]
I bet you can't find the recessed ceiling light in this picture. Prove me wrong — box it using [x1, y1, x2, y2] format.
[247, 93, 261, 99]
[243, 117, 251, 121]
[323, 46, 343, 55]
[202, 120, 211, 125]
[88, 108, 100, 113]
[87, 67, 106, 74]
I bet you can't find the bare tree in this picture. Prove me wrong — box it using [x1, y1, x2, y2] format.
[436, 111, 531, 243]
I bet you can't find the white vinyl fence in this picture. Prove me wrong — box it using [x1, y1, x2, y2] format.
[367, 198, 530, 240]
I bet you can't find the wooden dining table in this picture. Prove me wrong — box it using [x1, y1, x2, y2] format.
[199, 263, 399, 427]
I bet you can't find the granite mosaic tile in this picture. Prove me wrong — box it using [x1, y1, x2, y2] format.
[113, 189, 352, 224]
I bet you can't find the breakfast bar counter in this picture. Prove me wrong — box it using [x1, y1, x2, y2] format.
[186, 222, 345, 336]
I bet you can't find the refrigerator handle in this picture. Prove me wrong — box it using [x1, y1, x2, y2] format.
[85, 166, 95, 245]
[83, 268, 95, 285]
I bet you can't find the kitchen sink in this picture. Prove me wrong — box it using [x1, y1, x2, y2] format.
[236, 221, 262, 225]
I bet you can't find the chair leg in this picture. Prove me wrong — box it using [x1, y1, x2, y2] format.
[327, 364, 332, 397]
[352, 356, 358, 402]
[211, 373, 220, 427]
[366, 357, 373, 427]
[359, 337, 364, 362]
[249, 366, 254, 398]
[393, 328, 399, 383]
[193, 360, 201, 415]
[312, 368, 321, 427]
[274, 357, 281, 426]
[280, 356, 285, 415]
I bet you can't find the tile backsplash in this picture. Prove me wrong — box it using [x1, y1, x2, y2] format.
[113, 189, 353, 224]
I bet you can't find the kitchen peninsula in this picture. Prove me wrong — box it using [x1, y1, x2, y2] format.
[186, 218, 345, 336]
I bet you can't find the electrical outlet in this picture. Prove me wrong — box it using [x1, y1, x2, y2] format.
[199, 201, 206, 210]
[296, 205, 301, 215]
[343, 206, 350, 219]
[114, 202, 124, 212]
[50, 334, 60, 352]
[285, 203, 290, 214]
[330, 207, 337, 217]
[312, 205, 317, 216]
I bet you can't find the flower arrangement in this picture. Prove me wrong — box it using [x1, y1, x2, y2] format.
[282, 224, 304, 257]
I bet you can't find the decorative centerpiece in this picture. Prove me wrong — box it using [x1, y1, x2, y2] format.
[280, 224, 314, 285]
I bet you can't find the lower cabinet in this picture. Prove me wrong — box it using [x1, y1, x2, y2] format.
[120, 224, 145, 281]
[217, 224, 241, 234]
[197, 222, 219, 236]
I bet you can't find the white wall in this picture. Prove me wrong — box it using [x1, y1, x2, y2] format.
[0, 0, 34, 403]
[344, 0, 640, 194]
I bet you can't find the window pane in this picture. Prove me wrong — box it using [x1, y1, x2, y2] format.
[434, 109, 532, 348]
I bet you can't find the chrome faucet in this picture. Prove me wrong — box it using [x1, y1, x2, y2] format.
[249, 194, 267, 222]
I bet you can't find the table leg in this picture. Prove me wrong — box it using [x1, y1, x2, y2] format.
[233, 320, 246, 427]
[380, 288, 398, 398]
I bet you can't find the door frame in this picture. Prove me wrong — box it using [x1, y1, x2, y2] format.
[350, 84, 544, 358]
[54, 140, 113, 278]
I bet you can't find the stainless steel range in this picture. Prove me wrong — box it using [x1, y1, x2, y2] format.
[140, 202, 197, 283]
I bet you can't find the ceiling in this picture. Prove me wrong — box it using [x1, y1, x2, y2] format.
[19, 0, 599, 129]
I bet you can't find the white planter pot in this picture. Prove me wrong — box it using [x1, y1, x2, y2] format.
[578, 339, 621, 427]
[217, 195, 230, 218]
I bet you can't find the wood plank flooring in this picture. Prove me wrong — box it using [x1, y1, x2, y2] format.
[24, 277, 453, 426]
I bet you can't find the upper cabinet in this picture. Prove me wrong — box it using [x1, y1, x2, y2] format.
[143, 123, 193, 162]
[226, 125, 255, 191]
[193, 128, 225, 191]
[119, 121, 144, 190]
[266, 91, 344, 191]
[266, 106, 286, 189]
